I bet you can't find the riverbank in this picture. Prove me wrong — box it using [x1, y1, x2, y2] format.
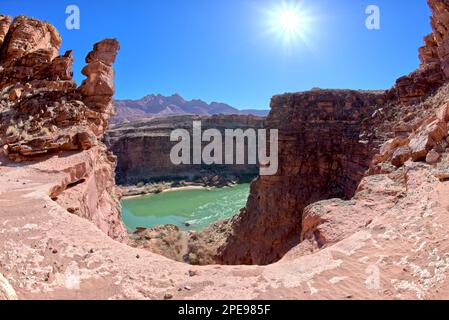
[121, 184, 210, 200]
[119, 174, 255, 198]
[122, 183, 251, 264]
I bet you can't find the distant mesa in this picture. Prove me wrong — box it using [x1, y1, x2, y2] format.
[113, 94, 269, 124]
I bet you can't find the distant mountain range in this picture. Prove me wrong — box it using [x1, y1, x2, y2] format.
[113, 94, 269, 124]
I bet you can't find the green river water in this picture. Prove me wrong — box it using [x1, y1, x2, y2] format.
[121, 183, 250, 231]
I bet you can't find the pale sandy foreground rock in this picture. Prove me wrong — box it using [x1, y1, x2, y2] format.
[1, 151, 449, 300]
[0, 273, 18, 300]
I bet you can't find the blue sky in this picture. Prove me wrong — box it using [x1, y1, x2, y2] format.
[1, 0, 431, 109]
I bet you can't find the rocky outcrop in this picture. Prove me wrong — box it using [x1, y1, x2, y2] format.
[0, 15, 125, 240]
[217, 88, 449, 265]
[299, 172, 404, 251]
[392, 64, 445, 105]
[428, 0, 449, 77]
[105, 115, 265, 185]
[47, 148, 125, 240]
[0, 15, 61, 65]
[290, 82, 449, 282]
[79, 39, 120, 136]
[374, 113, 449, 169]
[216, 0, 449, 266]
[391, 0, 449, 105]
[217, 90, 387, 265]
[123, 214, 233, 265]
[0, 17, 119, 159]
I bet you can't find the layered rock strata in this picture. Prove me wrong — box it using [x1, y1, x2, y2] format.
[0, 15, 125, 240]
[2, 138, 449, 299]
[2, 0, 449, 300]
[216, 0, 449, 266]
[217, 90, 387, 265]
[392, 0, 449, 105]
[105, 115, 265, 185]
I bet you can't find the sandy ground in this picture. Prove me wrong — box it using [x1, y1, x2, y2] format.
[1, 152, 449, 300]
[122, 185, 212, 200]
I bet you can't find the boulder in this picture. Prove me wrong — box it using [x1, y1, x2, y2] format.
[391, 146, 412, 167]
[375, 137, 409, 164]
[410, 134, 433, 161]
[426, 120, 447, 143]
[8, 87, 22, 101]
[426, 149, 441, 164]
[79, 61, 115, 97]
[379, 137, 409, 156]
[409, 120, 447, 162]
[85, 38, 120, 66]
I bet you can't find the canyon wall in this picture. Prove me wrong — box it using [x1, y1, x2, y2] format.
[217, 90, 387, 265]
[0, 15, 125, 240]
[2, 3, 449, 300]
[392, 0, 449, 105]
[423, 0, 449, 77]
[217, 0, 449, 266]
[105, 115, 265, 185]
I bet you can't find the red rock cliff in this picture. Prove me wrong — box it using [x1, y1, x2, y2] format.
[217, 0, 449, 265]
[392, 0, 449, 105]
[217, 90, 387, 265]
[105, 114, 265, 185]
[0, 15, 125, 241]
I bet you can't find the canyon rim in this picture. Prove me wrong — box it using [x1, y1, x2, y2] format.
[1, 0, 449, 302]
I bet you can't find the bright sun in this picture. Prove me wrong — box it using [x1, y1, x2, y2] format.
[266, 1, 312, 48]
[277, 8, 301, 34]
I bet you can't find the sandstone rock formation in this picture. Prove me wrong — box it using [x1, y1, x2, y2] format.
[0, 16, 119, 160]
[373, 84, 449, 169]
[391, 0, 449, 105]
[2, 0, 449, 300]
[105, 115, 265, 185]
[217, 90, 387, 265]
[2, 144, 449, 300]
[0, 15, 125, 241]
[216, 0, 449, 266]
[427, 0, 449, 78]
